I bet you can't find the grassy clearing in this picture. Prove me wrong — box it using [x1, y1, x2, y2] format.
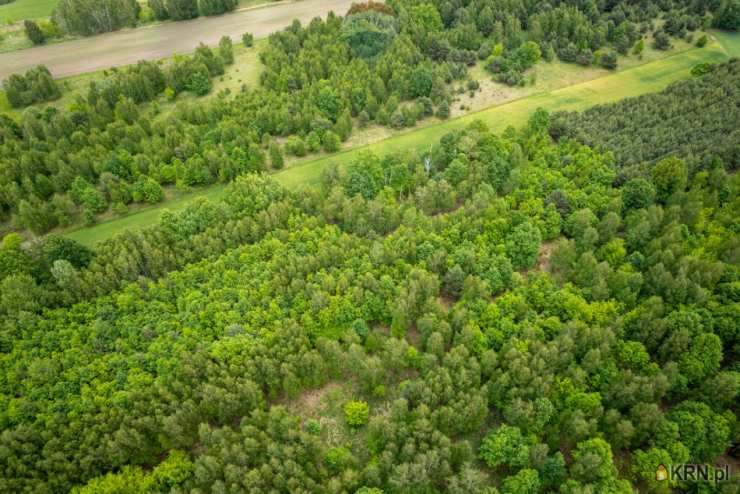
[713, 29, 740, 57]
[0, 0, 57, 24]
[60, 37, 730, 246]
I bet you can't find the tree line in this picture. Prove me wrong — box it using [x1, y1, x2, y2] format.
[50, 0, 238, 37]
[0, 103, 737, 492]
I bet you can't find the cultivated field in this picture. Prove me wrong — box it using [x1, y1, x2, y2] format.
[64, 37, 731, 246]
[0, 0, 353, 79]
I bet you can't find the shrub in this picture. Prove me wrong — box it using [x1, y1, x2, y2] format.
[653, 31, 672, 50]
[3, 65, 61, 108]
[242, 32, 254, 47]
[324, 447, 353, 473]
[322, 131, 341, 153]
[600, 51, 618, 70]
[286, 136, 307, 157]
[344, 400, 370, 427]
[24, 20, 45, 45]
[186, 72, 212, 95]
[269, 142, 284, 169]
[219, 36, 234, 64]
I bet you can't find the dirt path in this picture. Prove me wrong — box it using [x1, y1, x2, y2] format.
[0, 0, 354, 79]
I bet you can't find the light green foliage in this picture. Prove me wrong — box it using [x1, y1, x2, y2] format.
[344, 400, 370, 427]
[505, 221, 542, 269]
[479, 425, 531, 469]
[501, 469, 540, 494]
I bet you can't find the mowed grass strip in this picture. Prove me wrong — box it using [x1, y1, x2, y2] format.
[66, 40, 730, 246]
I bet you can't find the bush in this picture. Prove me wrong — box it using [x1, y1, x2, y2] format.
[696, 34, 708, 47]
[242, 32, 254, 47]
[24, 20, 45, 45]
[344, 400, 370, 427]
[38, 20, 63, 39]
[653, 31, 672, 50]
[324, 447, 353, 473]
[3, 65, 61, 108]
[305, 419, 321, 435]
[600, 51, 618, 70]
[269, 142, 284, 169]
[436, 101, 450, 119]
[219, 36, 234, 64]
[286, 136, 307, 157]
[186, 72, 212, 96]
[322, 131, 341, 153]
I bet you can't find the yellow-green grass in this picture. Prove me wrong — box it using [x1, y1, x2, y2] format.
[58, 38, 730, 246]
[65, 185, 228, 245]
[713, 29, 740, 57]
[0, 0, 57, 23]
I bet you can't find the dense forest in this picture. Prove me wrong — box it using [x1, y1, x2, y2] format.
[1, 92, 739, 491]
[1, 1, 739, 493]
[550, 58, 740, 176]
[3, 0, 738, 235]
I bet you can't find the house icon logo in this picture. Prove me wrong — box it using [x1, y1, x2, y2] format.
[656, 464, 669, 481]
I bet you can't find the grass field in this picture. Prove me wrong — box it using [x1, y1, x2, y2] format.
[58, 36, 732, 246]
[713, 29, 740, 57]
[0, 0, 57, 23]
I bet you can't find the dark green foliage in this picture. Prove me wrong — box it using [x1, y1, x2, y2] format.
[54, 0, 140, 36]
[653, 31, 672, 50]
[198, 0, 237, 17]
[486, 41, 540, 86]
[714, 0, 740, 30]
[550, 59, 740, 171]
[600, 51, 618, 70]
[166, 0, 198, 20]
[341, 8, 399, 59]
[148, 0, 169, 20]
[622, 178, 655, 210]
[242, 32, 254, 47]
[24, 20, 45, 45]
[2, 65, 60, 108]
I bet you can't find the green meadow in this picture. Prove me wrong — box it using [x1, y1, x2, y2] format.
[0, 0, 57, 23]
